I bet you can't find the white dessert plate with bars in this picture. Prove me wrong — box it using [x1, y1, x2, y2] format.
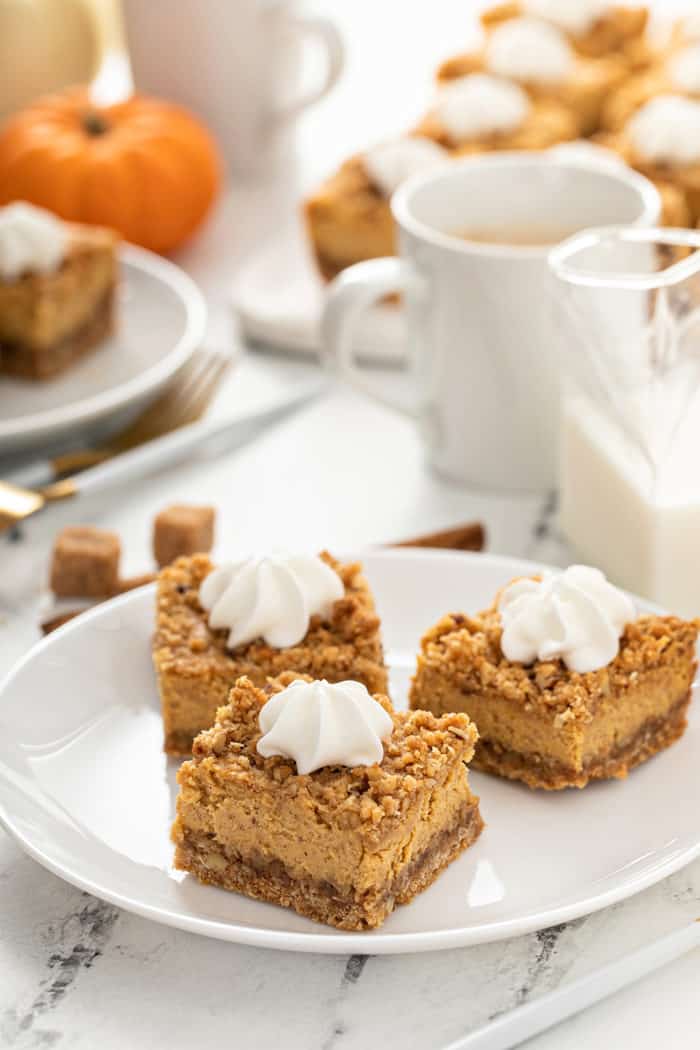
[0, 245, 206, 454]
[0, 548, 698, 955]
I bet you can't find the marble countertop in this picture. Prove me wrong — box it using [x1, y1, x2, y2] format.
[2, 2, 699, 1044]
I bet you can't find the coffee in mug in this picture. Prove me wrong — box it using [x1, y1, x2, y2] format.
[454, 224, 587, 247]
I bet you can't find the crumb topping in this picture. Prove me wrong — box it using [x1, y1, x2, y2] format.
[307, 154, 384, 214]
[416, 603, 699, 723]
[154, 551, 384, 676]
[188, 673, 478, 832]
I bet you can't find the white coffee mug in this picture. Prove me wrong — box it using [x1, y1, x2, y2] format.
[121, 0, 343, 174]
[321, 154, 660, 492]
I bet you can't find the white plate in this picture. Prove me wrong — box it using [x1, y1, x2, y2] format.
[0, 244, 206, 453]
[0, 549, 698, 954]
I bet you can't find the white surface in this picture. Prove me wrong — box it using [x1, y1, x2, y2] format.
[1, 549, 698, 955]
[0, 245, 206, 453]
[445, 920, 700, 1050]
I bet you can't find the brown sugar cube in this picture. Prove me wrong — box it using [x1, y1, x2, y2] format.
[153, 504, 215, 568]
[50, 526, 121, 598]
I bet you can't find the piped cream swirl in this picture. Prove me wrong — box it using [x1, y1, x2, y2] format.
[363, 137, 449, 197]
[486, 18, 575, 85]
[523, 0, 611, 36]
[669, 43, 700, 94]
[498, 565, 635, 673]
[199, 553, 344, 650]
[257, 678, 393, 774]
[627, 95, 700, 166]
[0, 202, 68, 281]
[433, 74, 530, 141]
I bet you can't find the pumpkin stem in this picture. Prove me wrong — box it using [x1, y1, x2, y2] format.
[82, 111, 110, 136]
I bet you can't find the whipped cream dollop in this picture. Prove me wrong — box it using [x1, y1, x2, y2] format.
[0, 202, 68, 281]
[199, 553, 344, 650]
[680, 14, 700, 42]
[669, 43, 700, 94]
[363, 137, 449, 197]
[257, 678, 393, 774]
[498, 565, 636, 673]
[548, 139, 626, 170]
[486, 18, 575, 85]
[433, 74, 530, 141]
[627, 95, 700, 166]
[523, 0, 610, 35]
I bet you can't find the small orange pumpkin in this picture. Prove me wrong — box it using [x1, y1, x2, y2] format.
[0, 87, 223, 254]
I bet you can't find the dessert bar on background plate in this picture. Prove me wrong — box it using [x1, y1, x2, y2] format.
[0, 222, 118, 381]
[0, 244, 205, 454]
[0, 549, 698, 953]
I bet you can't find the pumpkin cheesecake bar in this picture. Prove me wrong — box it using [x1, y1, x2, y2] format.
[0, 203, 118, 380]
[305, 137, 448, 281]
[410, 566, 698, 790]
[172, 674, 484, 930]
[153, 552, 388, 755]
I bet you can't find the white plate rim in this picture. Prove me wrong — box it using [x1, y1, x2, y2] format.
[0, 243, 207, 442]
[1, 547, 698, 955]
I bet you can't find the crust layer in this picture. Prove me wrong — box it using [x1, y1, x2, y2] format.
[173, 800, 484, 930]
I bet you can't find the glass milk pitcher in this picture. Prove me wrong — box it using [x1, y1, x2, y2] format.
[549, 226, 700, 616]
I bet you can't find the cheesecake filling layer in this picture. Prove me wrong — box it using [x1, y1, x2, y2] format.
[474, 692, 691, 789]
[174, 799, 484, 929]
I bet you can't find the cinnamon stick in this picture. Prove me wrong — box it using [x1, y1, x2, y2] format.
[40, 573, 157, 634]
[41, 610, 84, 635]
[115, 572, 157, 594]
[390, 521, 485, 552]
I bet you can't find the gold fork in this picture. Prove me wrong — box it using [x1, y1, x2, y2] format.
[50, 345, 234, 475]
[0, 345, 234, 530]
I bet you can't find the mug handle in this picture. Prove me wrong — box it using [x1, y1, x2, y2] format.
[272, 13, 344, 123]
[321, 258, 423, 419]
